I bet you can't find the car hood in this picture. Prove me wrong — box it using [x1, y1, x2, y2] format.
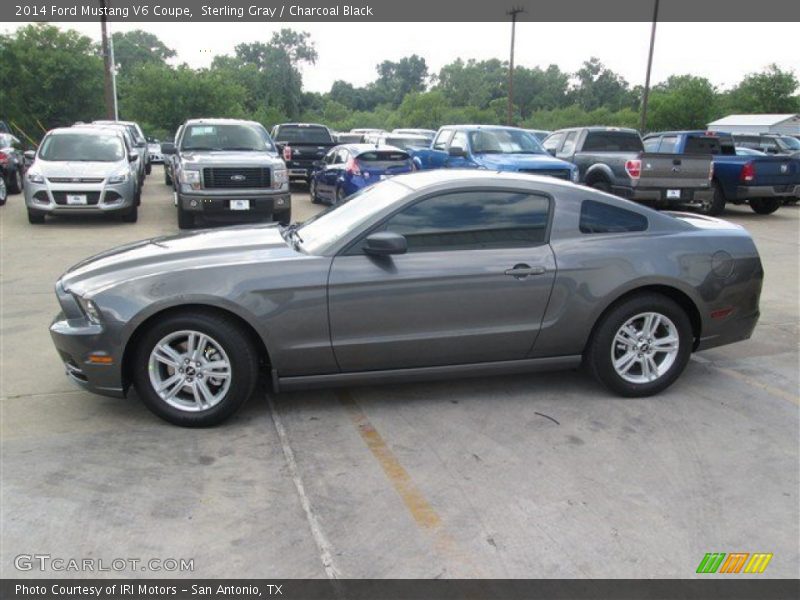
[473, 153, 574, 171]
[60, 223, 297, 297]
[179, 150, 281, 166]
[35, 159, 125, 178]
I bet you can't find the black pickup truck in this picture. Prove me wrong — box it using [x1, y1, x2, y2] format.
[270, 123, 337, 183]
[543, 127, 713, 208]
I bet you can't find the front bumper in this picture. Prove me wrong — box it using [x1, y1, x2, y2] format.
[25, 178, 135, 214]
[735, 184, 800, 200]
[178, 189, 291, 222]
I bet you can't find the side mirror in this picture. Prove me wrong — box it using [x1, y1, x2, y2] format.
[545, 148, 557, 156]
[160, 142, 176, 155]
[448, 146, 467, 158]
[363, 231, 407, 256]
[128, 151, 139, 163]
[23, 150, 36, 161]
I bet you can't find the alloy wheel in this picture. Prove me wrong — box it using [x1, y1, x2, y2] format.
[610, 312, 680, 384]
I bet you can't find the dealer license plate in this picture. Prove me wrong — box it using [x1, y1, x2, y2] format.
[66, 194, 88, 205]
[666, 189, 681, 199]
[230, 200, 250, 211]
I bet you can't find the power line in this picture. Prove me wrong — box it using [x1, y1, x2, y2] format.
[507, 6, 524, 126]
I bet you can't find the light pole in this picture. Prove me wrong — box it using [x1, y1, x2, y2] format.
[507, 6, 524, 126]
[99, 0, 118, 120]
[640, 0, 660, 133]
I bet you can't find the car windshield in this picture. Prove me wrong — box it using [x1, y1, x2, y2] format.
[296, 180, 410, 254]
[181, 124, 274, 152]
[468, 129, 545, 155]
[777, 136, 800, 150]
[275, 126, 333, 144]
[39, 133, 125, 162]
[384, 137, 429, 149]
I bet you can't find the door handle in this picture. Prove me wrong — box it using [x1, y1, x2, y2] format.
[504, 264, 546, 278]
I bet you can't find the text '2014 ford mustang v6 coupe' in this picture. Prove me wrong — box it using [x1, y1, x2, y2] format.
[49, 170, 762, 426]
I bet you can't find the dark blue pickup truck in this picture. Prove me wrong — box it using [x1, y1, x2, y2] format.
[410, 125, 579, 182]
[643, 131, 800, 215]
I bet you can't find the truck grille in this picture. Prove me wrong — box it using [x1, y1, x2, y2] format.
[203, 167, 271, 189]
[52, 192, 101, 205]
[519, 169, 572, 180]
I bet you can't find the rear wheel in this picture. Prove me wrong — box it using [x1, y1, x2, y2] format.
[0, 176, 7, 205]
[131, 311, 259, 427]
[749, 198, 781, 215]
[589, 179, 611, 193]
[177, 205, 194, 229]
[145, 160, 152, 175]
[309, 179, 321, 204]
[27, 208, 45, 224]
[586, 294, 692, 397]
[696, 181, 726, 216]
[8, 168, 23, 194]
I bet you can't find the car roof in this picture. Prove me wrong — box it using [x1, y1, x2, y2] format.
[388, 168, 579, 192]
[275, 122, 328, 128]
[342, 144, 410, 154]
[55, 126, 123, 137]
[184, 118, 264, 127]
[93, 120, 138, 127]
[382, 133, 430, 140]
[553, 126, 640, 134]
[441, 125, 530, 132]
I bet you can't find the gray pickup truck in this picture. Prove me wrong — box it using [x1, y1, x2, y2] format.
[161, 119, 290, 229]
[543, 127, 713, 208]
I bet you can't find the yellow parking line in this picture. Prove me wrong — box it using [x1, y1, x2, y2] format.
[337, 390, 483, 577]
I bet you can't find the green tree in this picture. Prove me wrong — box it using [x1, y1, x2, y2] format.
[573, 57, 634, 112]
[645, 75, 719, 132]
[371, 55, 429, 107]
[727, 64, 799, 113]
[111, 29, 175, 77]
[0, 24, 104, 141]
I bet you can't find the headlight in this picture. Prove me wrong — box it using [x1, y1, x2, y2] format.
[75, 296, 102, 323]
[107, 172, 128, 184]
[272, 168, 288, 189]
[27, 171, 44, 183]
[180, 170, 201, 185]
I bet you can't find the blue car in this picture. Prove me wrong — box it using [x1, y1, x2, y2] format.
[309, 144, 415, 204]
[409, 125, 579, 182]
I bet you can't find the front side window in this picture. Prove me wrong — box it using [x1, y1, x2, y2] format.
[433, 129, 453, 150]
[450, 131, 469, 152]
[580, 199, 648, 234]
[381, 190, 550, 252]
[39, 133, 125, 162]
[542, 132, 565, 153]
[558, 131, 578, 156]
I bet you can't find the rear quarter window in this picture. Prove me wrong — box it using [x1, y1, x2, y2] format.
[580, 199, 648, 234]
[357, 151, 409, 162]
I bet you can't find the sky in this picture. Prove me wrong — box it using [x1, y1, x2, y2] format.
[4, 21, 799, 93]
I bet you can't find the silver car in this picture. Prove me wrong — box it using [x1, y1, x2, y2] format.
[49, 171, 762, 427]
[25, 127, 139, 224]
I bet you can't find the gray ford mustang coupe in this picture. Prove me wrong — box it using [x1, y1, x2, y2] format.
[50, 171, 762, 426]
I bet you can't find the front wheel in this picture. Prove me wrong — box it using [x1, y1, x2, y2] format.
[749, 198, 781, 215]
[586, 294, 692, 397]
[131, 311, 260, 427]
[27, 208, 45, 224]
[177, 204, 194, 229]
[121, 204, 138, 223]
[8, 168, 23, 194]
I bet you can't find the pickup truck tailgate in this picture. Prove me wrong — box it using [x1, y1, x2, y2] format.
[747, 156, 800, 186]
[635, 152, 712, 188]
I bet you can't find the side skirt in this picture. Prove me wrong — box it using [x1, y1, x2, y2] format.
[275, 355, 582, 392]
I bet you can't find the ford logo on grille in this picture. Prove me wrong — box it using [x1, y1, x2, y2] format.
[781, 164, 788, 174]
[230, 174, 247, 181]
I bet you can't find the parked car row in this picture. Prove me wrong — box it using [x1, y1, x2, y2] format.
[0, 132, 26, 206]
[23, 120, 152, 224]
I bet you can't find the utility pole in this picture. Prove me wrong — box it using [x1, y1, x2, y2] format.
[99, 0, 117, 119]
[639, 0, 660, 133]
[507, 6, 524, 126]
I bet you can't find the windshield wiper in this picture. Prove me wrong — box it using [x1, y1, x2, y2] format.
[181, 146, 220, 152]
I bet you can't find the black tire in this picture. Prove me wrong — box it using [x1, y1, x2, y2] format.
[335, 185, 346, 205]
[177, 205, 194, 229]
[8, 168, 23, 194]
[121, 204, 138, 223]
[585, 293, 693, 397]
[696, 181, 726, 216]
[135, 183, 142, 206]
[309, 179, 321, 204]
[0, 175, 7, 206]
[749, 198, 781, 215]
[27, 208, 45, 224]
[164, 168, 172, 186]
[589, 179, 611, 193]
[131, 311, 260, 427]
[145, 160, 152, 175]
